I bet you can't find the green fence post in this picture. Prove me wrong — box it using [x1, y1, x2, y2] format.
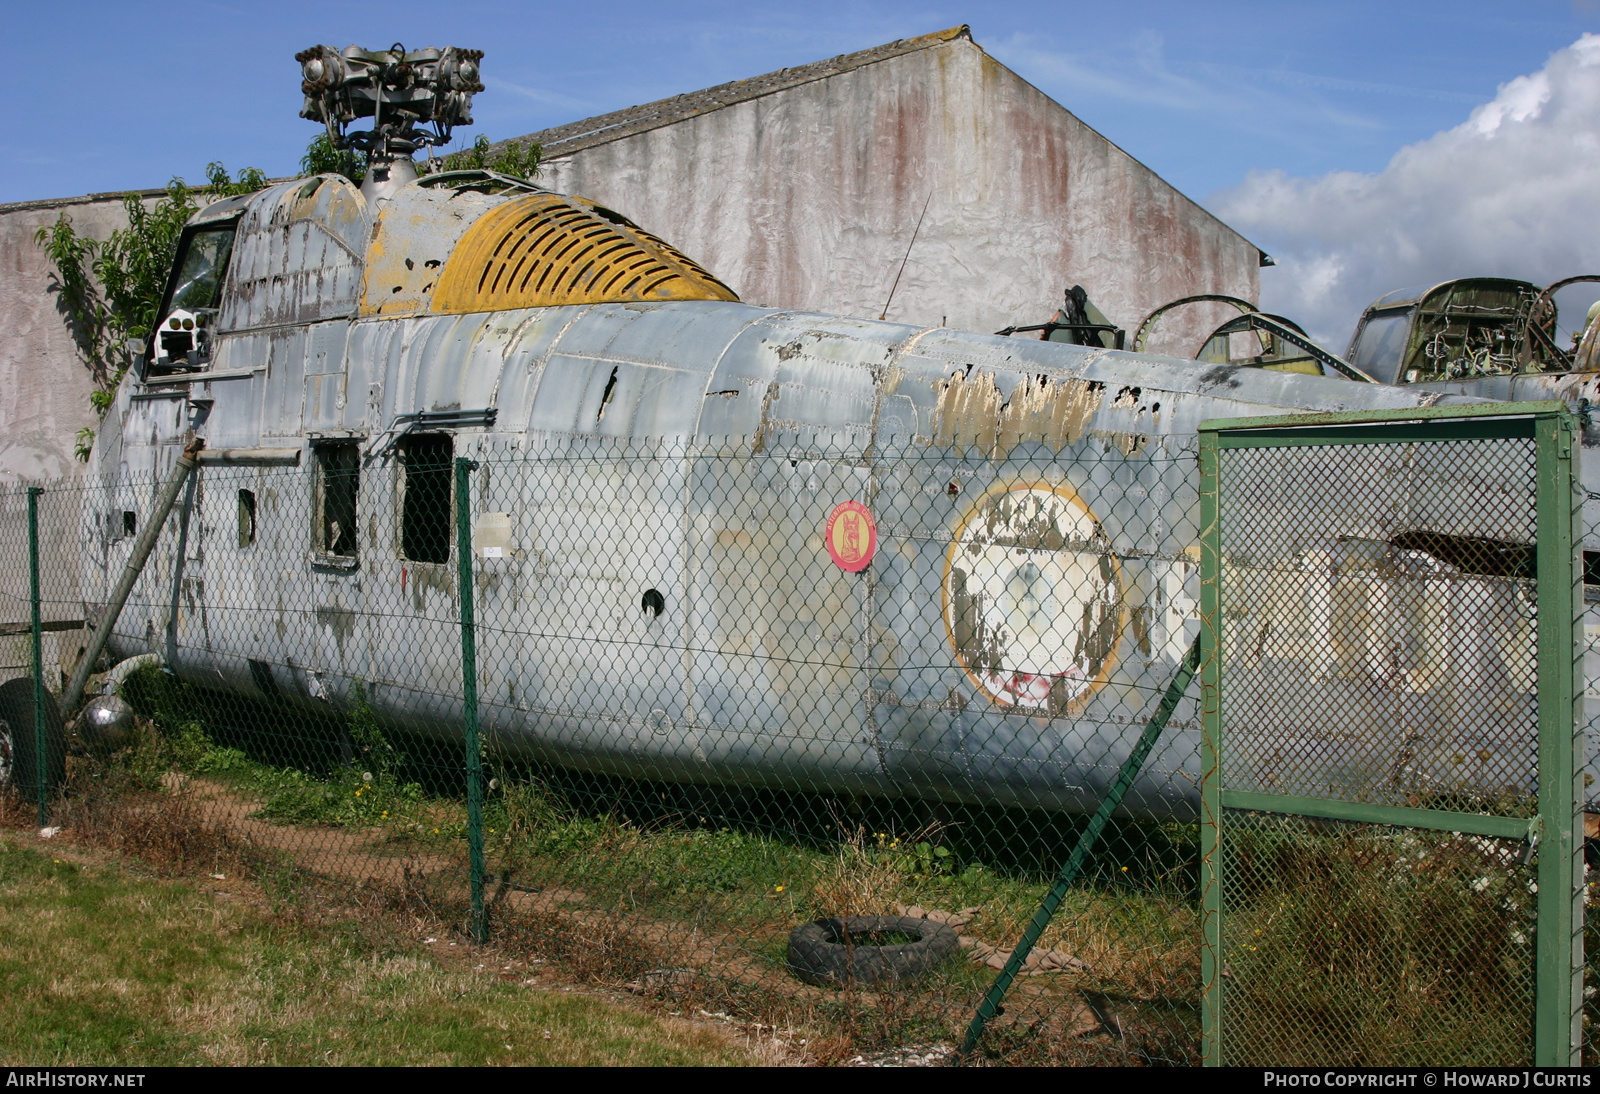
[455, 456, 487, 945]
[1534, 410, 1581, 1066]
[1197, 427, 1223, 1066]
[27, 486, 45, 829]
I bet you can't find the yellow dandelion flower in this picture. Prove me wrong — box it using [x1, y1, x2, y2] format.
[775, 885, 785, 892]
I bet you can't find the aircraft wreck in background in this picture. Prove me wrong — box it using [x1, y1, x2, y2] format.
[1018, 276, 1600, 392]
[1345, 275, 1600, 384]
[1010, 273, 1600, 587]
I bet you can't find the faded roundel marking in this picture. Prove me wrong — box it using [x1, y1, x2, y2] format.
[826, 500, 877, 572]
[942, 482, 1123, 714]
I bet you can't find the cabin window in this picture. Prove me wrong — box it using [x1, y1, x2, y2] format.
[399, 434, 453, 564]
[237, 489, 257, 548]
[148, 221, 237, 372]
[313, 442, 360, 559]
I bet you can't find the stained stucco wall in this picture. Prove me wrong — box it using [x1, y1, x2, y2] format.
[538, 36, 1259, 357]
[0, 195, 131, 664]
[0, 193, 151, 483]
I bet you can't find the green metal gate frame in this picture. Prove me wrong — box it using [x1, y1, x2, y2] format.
[1198, 400, 1583, 1067]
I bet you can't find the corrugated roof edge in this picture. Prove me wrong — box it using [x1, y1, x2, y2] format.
[489, 26, 972, 161]
[0, 179, 296, 216]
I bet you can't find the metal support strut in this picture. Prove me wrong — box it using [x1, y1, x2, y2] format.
[27, 487, 45, 827]
[61, 441, 203, 719]
[954, 634, 1202, 1063]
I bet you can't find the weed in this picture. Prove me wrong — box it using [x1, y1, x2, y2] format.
[804, 822, 943, 919]
[66, 674, 1210, 1063]
[1220, 816, 1535, 1066]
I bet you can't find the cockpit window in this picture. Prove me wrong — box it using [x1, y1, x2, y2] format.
[169, 226, 236, 312]
[1350, 310, 1412, 384]
[147, 221, 238, 374]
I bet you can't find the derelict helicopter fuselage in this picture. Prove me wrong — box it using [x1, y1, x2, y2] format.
[72, 45, 1600, 818]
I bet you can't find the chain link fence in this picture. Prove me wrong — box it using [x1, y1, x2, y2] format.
[0, 437, 1209, 1065]
[0, 424, 1590, 1065]
[1581, 490, 1600, 1065]
[1202, 408, 1583, 1068]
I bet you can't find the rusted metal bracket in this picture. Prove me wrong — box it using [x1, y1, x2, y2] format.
[365, 408, 498, 462]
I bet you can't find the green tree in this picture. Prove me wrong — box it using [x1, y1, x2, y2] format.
[35, 163, 265, 460]
[435, 134, 542, 179]
[301, 132, 541, 184]
[301, 133, 366, 185]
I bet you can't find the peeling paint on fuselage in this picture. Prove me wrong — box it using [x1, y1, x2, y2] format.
[90, 290, 1519, 819]
[933, 370, 1105, 455]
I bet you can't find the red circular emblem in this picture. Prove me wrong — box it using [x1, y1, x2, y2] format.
[825, 500, 877, 572]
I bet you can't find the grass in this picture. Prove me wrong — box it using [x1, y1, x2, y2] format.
[0, 838, 756, 1066]
[115, 665, 1199, 960]
[484, 784, 1198, 999]
[94, 665, 1203, 1063]
[24, 663, 1586, 1065]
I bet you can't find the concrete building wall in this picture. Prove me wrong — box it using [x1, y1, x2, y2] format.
[534, 30, 1260, 356]
[0, 193, 154, 483]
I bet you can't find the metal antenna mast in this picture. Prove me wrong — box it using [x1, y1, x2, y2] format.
[878, 191, 934, 322]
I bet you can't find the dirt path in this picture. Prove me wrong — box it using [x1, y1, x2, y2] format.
[185, 776, 460, 886]
[174, 777, 1126, 1054]
[180, 777, 843, 999]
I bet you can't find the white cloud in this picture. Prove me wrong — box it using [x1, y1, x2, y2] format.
[1212, 34, 1600, 352]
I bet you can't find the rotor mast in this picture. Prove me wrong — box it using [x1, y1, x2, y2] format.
[295, 42, 485, 201]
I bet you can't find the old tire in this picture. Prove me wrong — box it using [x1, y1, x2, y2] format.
[0, 677, 65, 797]
[787, 915, 960, 988]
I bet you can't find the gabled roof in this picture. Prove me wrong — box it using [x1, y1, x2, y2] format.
[495, 25, 971, 160]
[495, 25, 1268, 264]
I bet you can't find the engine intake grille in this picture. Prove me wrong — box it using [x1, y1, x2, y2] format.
[431, 193, 737, 313]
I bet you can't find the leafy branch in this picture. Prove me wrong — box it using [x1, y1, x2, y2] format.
[434, 135, 541, 179]
[302, 133, 542, 184]
[301, 134, 366, 185]
[35, 163, 265, 460]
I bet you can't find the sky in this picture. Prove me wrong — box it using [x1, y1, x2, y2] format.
[7, 1, 1600, 349]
